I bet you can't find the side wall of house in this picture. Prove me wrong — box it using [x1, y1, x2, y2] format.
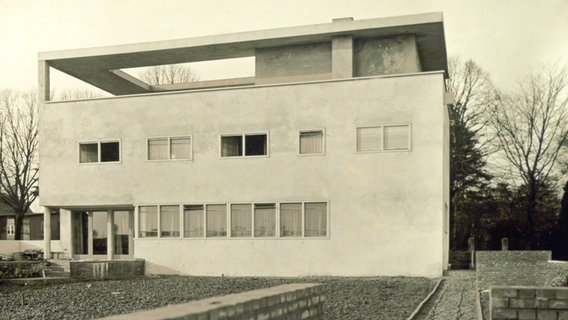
[39, 73, 446, 277]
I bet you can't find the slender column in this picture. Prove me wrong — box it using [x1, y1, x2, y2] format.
[43, 207, 51, 259]
[332, 35, 353, 79]
[107, 210, 114, 260]
[38, 60, 50, 102]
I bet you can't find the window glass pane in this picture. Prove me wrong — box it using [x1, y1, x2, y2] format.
[92, 211, 108, 254]
[231, 204, 252, 237]
[357, 127, 381, 151]
[305, 202, 327, 237]
[171, 137, 192, 160]
[221, 136, 242, 157]
[50, 212, 60, 240]
[206, 204, 227, 237]
[26, 215, 43, 240]
[254, 204, 275, 237]
[300, 131, 323, 154]
[101, 141, 120, 162]
[280, 203, 302, 237]
[384, 125, 410, 150]
[148, 138, 168, 160]
[245, 134, 267, 156]
[160, 205, 180, 237]
[80, 143, 98, 163]
[113, 211, 130, 255]
[139, 206, 158, 238]
[184, 205, 204, 237]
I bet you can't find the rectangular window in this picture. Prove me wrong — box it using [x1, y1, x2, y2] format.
[221, 133, 268, 157]
[357, 127, 382, 151]
[221, 135, 242, 157]
[160, 205, 180, 237]
[79, 143, 98, 163]
[79, 140, 120, 163]
[384, 125, 410, 150]
[148, 136, 192, 160]
[254, 204, 276, 237]
[148, 138, 168, 160]
[231, 204, 252, 237]
[100, 141, 120, 162]
[305, 202, 327, 237]
[170, 137, 192, 159]
[280, 203, 302, 237]
[139, 206, 158, 238]
[51, 211, 61, 241]
[356, 124, 410, 152]
[206, 204, 227, 237]
[184, 205, 204, 238]
[245, 134, 267, 156]
[299, 130, 324, 155]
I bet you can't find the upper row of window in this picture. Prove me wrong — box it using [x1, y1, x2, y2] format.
[78, 124, 411, 164]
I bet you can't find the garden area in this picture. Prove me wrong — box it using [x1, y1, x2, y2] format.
[0, 275, 438, 319]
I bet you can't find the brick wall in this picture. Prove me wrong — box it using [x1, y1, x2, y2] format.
[0, 261, 47, 279]
[476, 251, 568, 290]
[491, 286, 568, 320]
[70, 259, 144, 280]
[99, 283, 324, 320]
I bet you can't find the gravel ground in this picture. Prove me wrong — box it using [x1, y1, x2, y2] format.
[0, 275, 437, 320]
[413, 270, 477, 320]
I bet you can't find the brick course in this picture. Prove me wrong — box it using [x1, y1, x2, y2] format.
[492, 287, 568, 320]
[99, 283, 324, 320]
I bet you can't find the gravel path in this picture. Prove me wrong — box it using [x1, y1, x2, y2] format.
[0, 275, 437, 320]
[414, 270, 477, 320]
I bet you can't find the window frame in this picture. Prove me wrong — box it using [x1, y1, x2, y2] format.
[298, 128, 326, 156]
[147, 135, 193, 161]
[137, 201, 329, 240]
[280, 201, 329, 239]
[78, 139, 122, 164]
[183, 204, 205, 238]
[137, 204, 182, 239]
[219, 132, 270, 158]
[355, 124, 412, 153]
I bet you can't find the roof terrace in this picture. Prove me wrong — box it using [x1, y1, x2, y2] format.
[38, 12, 447, 101]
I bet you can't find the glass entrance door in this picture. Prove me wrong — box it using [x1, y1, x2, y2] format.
[72, 210, 133, 259]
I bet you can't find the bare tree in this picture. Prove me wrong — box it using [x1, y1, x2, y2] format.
[139, 64, 199, 85]
[490, 66, 568, 247]
[0, 89, 39, 240]
[56, 89, 103, 101]
[446, 56, 495, 249]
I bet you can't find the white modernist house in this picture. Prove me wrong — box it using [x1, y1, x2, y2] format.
[38, 12, 451, 277]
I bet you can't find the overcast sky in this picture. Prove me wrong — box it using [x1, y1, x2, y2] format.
[1, 0, 567, 92]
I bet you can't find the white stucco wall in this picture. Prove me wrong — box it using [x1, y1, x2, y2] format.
[40, 72, 447, 277]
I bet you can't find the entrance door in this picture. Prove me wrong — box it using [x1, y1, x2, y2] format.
[72, 210, 133, 259]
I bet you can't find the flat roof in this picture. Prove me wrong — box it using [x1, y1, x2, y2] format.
[40, 12, 448, 96]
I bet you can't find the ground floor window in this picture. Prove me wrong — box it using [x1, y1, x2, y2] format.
[139, 206, 158, 238]
[160, 205, 180, 237]
[206, 204, 227, 237]
[137, 201, 328, 239]
[51, 211, 61, 240]
[184, 205, 204, 237]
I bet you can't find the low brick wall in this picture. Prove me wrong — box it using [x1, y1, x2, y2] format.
[99, 283, 324, 320]
[491, 286, 568, 320]
[476, 251, 568, 290]
[70, 259, 144, 280]
[0, 261, 47, 279]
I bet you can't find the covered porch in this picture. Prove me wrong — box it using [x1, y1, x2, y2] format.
[43, 206, 135, 261]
